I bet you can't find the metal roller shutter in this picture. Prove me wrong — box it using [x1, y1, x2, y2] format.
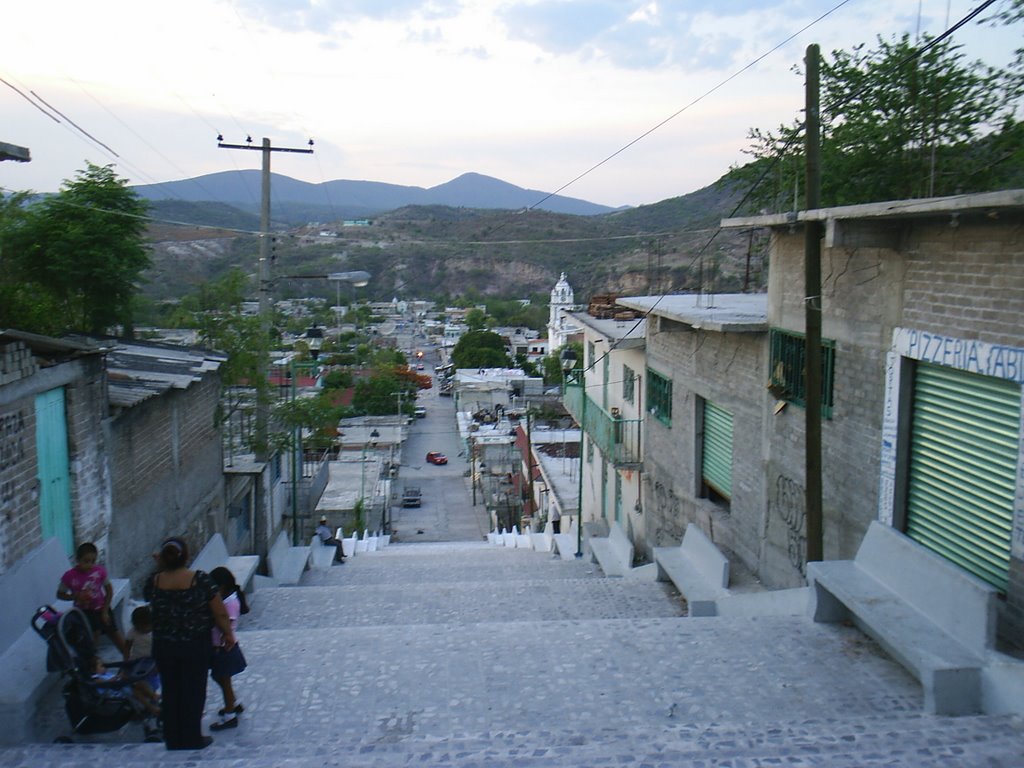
[702, 400, 733, 499]
[907, 361, 1019, 592]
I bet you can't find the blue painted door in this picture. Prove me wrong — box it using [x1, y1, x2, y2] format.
[36, 388, 74, 556]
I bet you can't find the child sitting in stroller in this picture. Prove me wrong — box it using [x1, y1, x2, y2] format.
[32, 605, 161, 742]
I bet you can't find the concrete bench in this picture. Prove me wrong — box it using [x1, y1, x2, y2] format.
[0, 538, 132, 745]
[552, 524, 580, 561]
[309, 535, 336, 570]
[501, 528, 516, 548]
[515, 526, 532, 549]
[341, 530, 357, 558]
[267, 530, 311, 586]
[654, 523, 729, 617]
[589, 521, 634, 577]
[191, 533, 260, 594]
[807, 521, 997, 716]
[487, 527, 500, 546]
[531, 521, 554, 553]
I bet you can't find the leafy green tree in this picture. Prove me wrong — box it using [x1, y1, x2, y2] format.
[464, 307, 489, 331]
[733, 34, 1023, 209]
[451, 330, 509, 369]
[0, 193, 64, 334]
[14, 163, 151, 334]
[514, 353, 539, 377]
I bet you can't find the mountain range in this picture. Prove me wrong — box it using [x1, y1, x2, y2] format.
[132, 171, 620, 224]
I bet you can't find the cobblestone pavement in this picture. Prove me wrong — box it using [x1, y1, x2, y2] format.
[6, 541, 1023, 767]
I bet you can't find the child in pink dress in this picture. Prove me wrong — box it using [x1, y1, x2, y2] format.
[208, 567, 248, 731]
[57, 542, 128, 656]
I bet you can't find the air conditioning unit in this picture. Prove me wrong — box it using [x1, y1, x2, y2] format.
[610, 407, 621, 417]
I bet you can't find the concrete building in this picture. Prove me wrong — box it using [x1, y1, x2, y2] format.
[720, 189, 1024, 647]
[613, 189, 1024, 648]
[0, 332, 109, 572]
[97, 336, 229, 587]
[562, 309, 648, 556]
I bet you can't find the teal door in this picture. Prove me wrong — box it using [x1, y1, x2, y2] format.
[36, 388, 74, 556]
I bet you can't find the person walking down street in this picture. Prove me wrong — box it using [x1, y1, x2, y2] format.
[56, 542, 129, 656]
[316, 516, 346, 563]
[209, 566, 249, 731]
[145, 537, 235, 751]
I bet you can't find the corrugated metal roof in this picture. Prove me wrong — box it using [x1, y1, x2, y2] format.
[66, 336, 226, 408]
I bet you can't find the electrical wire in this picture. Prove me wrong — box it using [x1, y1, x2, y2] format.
[577, 0, 1005, 380]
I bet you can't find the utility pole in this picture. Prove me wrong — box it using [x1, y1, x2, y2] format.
[804, 45, 824, 565]
[218, 136, 313, 460]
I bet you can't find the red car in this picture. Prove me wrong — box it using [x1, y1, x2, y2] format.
[426, 451, 448, 465]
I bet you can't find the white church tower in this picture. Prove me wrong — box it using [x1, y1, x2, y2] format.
[547, 272, 579, 352]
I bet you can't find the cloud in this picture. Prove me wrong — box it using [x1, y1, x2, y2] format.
[239, 0, 462, 33]
[497, 0, 759, 71]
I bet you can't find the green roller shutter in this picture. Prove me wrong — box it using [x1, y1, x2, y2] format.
[907, 362, 1019, 592]
[703, 400, 733, 499]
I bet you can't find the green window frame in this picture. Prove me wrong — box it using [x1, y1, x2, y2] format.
[769, 328, 835, 418]
[647, 368, 672, 426]
[622, 364, 635, 403]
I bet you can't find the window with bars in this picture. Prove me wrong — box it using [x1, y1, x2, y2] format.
[622, 364, 635, 403]
[647, 368, 672, 426]
[768, 329, 835, 418]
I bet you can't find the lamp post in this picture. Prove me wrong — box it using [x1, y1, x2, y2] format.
[328, 270, 370, 339]
[289, 358, 321, 545]
[560, 347, 584, 558]
[360, 428, 381, 506]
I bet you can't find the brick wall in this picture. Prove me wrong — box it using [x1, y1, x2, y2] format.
[767, 212, 1024, 645]
[106, 372, 225, 586]
[642, 321, 766, 573]
[0, 395, 39, 571]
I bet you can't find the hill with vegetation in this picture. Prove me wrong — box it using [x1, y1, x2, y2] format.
[138, 174, 765, 321]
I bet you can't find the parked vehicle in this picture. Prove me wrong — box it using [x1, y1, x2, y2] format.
[402, 486, 422, 507]
[425, 451, 448, 465]
[414, 406, 427, 418]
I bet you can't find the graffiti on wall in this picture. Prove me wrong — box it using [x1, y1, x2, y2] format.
[650, 475, 684, 543]
[773, 474, 806, 576]
[0, 409, 28, 512]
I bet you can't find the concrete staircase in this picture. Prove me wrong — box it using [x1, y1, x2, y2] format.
[5, 541, 1023, 766]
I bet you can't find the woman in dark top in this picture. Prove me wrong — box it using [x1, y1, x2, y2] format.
[145, 537, 236, 750]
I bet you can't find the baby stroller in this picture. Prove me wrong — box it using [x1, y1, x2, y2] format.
[31, 605, 161, 743]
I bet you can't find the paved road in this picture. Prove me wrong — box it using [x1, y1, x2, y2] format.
[390, 345, 489, 543]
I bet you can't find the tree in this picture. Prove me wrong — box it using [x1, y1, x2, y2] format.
[13, 163, 151, 334]
[733, 34, 1023, 209]
[451, 330, 510, 369]
[464, 307, 489, 331]
[0, 192, 64, 334]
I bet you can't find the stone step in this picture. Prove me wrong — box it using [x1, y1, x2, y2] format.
[29, 615, 926, 746]
[246, 578, 684, 630]
[300, 544, 603, 588]
[6, 711, 1023, 767]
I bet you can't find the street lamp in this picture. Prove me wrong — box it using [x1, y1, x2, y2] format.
[329, 270, 371, 339]
[360, 428, 381, 505]
[560, 347, 583, 559]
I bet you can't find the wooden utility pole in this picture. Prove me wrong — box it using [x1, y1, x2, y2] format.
[804, 46, 824, 564]
[218, 137, 313, 459]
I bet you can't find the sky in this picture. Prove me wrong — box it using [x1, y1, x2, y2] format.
[2, 1, 1021, 209]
